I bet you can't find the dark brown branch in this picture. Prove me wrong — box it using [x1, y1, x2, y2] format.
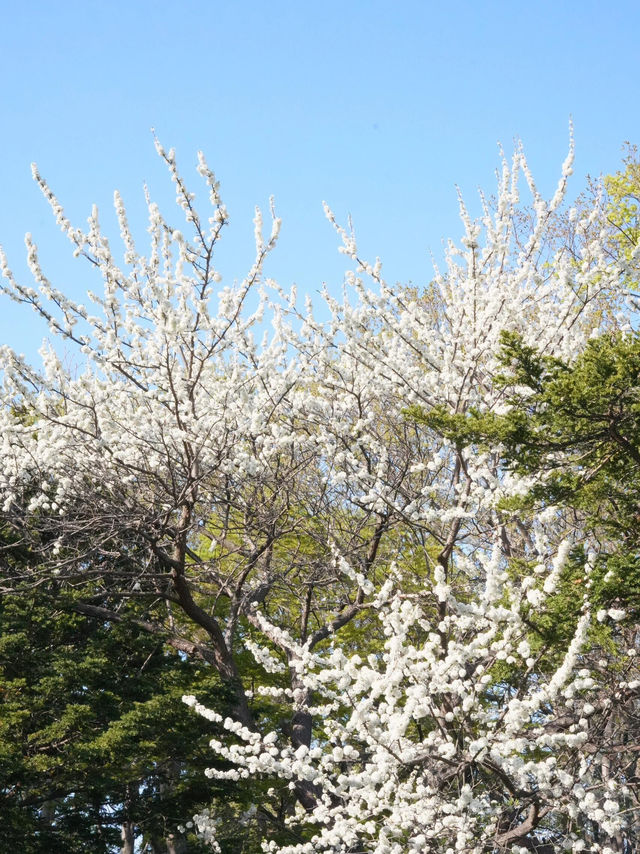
[70, 601, 220, 667]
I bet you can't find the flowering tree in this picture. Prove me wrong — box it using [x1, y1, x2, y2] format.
[1, 135, 639, 852]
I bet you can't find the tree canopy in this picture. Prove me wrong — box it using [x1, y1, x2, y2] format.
[1, 137, 640, 853]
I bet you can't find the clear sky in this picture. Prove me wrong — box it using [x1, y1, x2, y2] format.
[1, 0, 640, 361]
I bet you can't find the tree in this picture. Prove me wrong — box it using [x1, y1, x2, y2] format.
[411, 145, 640, 619]
[0, 569, 234, 853]
[603, 144, 640, 296]
[1, 134, 638, 852]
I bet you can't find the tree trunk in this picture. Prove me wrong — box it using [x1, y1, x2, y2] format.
[166, 833, 188, 854]
[289, 655, 319, 811]
[148, 833, 188, 853]
[120, 821, 135, 854]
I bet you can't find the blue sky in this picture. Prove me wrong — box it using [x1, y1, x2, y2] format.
[1, 0, 639, 360]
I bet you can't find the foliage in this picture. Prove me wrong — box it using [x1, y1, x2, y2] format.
[603, 144, 640, 290]
[0, 579, 230, 853]
[417, 329, 640, 620]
